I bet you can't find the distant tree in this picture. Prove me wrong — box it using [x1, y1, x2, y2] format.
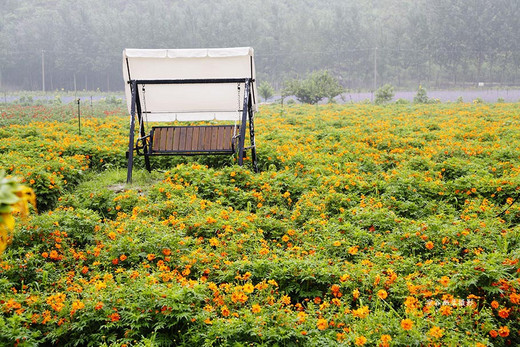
[283, 70, 344, 104]
[413, 85, 429, 104]
[258, 81, 274, 102]
[374, 84, 394, 104]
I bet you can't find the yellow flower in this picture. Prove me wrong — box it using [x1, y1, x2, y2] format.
[428, 326, 444, 339]
[251, 304, 261, 313]
[355, 336, 367, 346]
[401, 318, 413, 331]
[317, 318, 328, 330]
[377, 289, 388, 300]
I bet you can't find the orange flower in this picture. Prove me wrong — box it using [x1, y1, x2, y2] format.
[94, 301, 104, 310]
[109, 312, 120, 322]
[510, 292, 520, 304]
[280, 295, 291, 305]
[353, 289, 360, 299]
[439, 276, 450, 287]
[162, 248, 171, 256]
[49, 250, 59, 260]
[352, 305, 370, 319]
[355, 336, 367, 345]
[428, 326, 444, 339]
[498, 326, 510, 337]
[439, 305, 452, 316]
[425, 241, 434, 250]
[348, 246, 359, 255]
[489, 330, 498, 338]
[401, 318, 413, 331]
[377, 289, 388, 300]
[243, 283, 255, 294]
[380, 334, 392, 347]
[491, 300, 499, 309]
[221, 305, 230, 317]
[251, 304, 261, 313]
[317, 318, 328, 330]
[498, 307, 510, 319]
[119, 254, 127, 261]
[147, 253, 156, 261]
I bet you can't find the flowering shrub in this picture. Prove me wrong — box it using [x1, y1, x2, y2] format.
[0, 103, 520, 345]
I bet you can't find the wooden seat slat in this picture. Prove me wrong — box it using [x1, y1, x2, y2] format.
[149, 125, 237, 154]
[166, 127, 174, 151]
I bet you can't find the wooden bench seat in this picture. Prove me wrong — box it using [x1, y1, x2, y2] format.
[149, 125, 238, 155]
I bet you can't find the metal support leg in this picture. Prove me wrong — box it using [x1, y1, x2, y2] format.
[238, 79, 250, 166]
[126, 81, 137, 183]
[248, 99, 258, 172]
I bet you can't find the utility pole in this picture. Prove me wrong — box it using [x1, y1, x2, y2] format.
[373, 47, 378, 92]
[41, 50, 45, 92]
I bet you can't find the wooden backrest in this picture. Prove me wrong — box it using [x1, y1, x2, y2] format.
[151, 125, 238, 153]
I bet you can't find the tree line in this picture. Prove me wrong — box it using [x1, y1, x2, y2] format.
[1, 0, 519, 92]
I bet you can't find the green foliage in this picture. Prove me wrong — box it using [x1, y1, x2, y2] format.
[2, 104, 520, 345]
[283, 70, 344, 104]
[374, 84, 394, 104]
[258, 81, 274, 102]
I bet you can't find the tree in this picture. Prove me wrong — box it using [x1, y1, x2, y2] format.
[374, 84, 394, 104]
[413, 85, 429, 103]
[258, 81, 274, 102]
[283, 70, 344, 104]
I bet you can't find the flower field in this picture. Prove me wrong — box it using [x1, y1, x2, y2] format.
[1, 102, 520, 346]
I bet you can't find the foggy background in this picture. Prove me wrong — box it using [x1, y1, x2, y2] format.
[1, 0, 519, 92]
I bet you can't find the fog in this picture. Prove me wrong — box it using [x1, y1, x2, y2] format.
[1, 0, 519, 91]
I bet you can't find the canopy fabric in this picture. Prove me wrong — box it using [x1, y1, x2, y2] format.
[123, 47, 257, 122]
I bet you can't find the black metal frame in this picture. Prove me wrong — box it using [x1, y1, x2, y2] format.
[126, 78, 257, 183]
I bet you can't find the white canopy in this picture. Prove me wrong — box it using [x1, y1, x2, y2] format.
[123, 47, 257, 122]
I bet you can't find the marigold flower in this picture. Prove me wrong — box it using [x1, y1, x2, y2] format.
[439, 276, 450, 287]
[280, 295, 291, 305]
[498, 307, 510, 319]
[95, 301, 104, 310]
[380, 334, 392, 346]
[439, 305, 452, 316]
[317, 318, 328, 330]
[353, 289, 360, 299]
[498, 326, 510, 337]
[355, 336, 367, 345]
[401, 318, 413, 331]
[377, 289, 388, 300]
[221, 305, 230, 317]
[352, 305, 369, 319]
[243, 283, 255, 294]
[348, 246, 359, 255]
[489, 330, 498, 338]
[147, 253, 156, 261]
[109, 312, 120, 322]
[162, 248, 171, 256]
[428, 326, 444, 339]
[425, 241, 434, 250]
[251, 304, 261, 313]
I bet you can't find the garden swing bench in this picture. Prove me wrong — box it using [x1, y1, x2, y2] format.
[123, 47, 258, 183]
